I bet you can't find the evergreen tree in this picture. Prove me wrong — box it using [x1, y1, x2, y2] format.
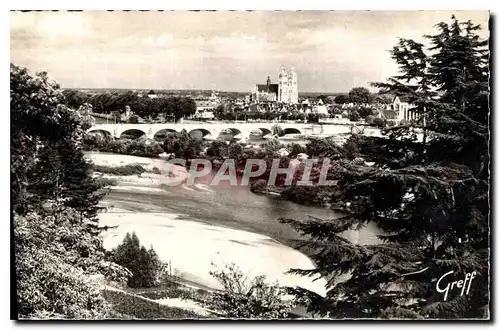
[112, 232, 166, 288]
[280, 16, 489, 319]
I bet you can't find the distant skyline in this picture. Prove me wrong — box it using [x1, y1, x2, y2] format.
[10, 11, 489, 93]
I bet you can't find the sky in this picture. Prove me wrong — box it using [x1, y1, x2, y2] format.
[10, 10, 490, 93]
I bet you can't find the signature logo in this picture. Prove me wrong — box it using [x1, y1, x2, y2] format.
[436, 270, 477, 301]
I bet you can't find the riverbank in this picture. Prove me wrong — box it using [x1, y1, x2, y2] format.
[86, 151, 330, 298]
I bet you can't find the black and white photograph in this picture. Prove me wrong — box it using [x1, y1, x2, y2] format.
[9, 9, 491, 320]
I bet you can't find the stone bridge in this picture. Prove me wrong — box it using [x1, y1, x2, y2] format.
[87, 122, 354, 141]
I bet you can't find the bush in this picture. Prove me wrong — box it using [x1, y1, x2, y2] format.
[250, 179, 268, 194]
[228, 142, 243, 160]
[349, 110, 360, 122]
[163, 131, 203, 159]
[14, 210, 129, 319]
[306, 137, 343, 158]
[83, 135, 165, 158]
[373, 117, 386, 127]
[92, 164, 147, 176]
[365, 115, 375, 125]
[288, 143, 306, 157]
[112, 232, 167, 288]
[271, 124, 285, 137]
[262, 139, 283, 155]
[207, 263, 292, 319]
[102, 289, 204, 319]
[206, 140, 228, 158]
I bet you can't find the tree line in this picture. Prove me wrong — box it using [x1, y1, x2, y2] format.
[62, 89, 196, 121]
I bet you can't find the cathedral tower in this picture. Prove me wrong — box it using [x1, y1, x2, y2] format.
[277, 66, 298, 104]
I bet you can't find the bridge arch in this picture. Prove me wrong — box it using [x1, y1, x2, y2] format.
[119, 129, 147, 139]
[189, 128, 212, 140]
[153, 128, 178, 141]
[218, 128, 242, 141]
[283, 128, 302, 135]
[259, 128, 272, 136]
[229, 128, 242, 136]
[87, 129, 113, 138]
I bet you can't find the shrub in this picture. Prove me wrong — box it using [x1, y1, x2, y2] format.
[348, 110, 360, 122]
[207, 263, 292, 319]
[262, 139, 283, 155]
[228, 142, 243, 159]
[271, 124, 284, 137]
[373, 117, 387, 127]
[206, 140, 228, 158]
[365, 114, 375, 125]
[92, 164, 147, 176]
[250, 179, 268, 194]
[306, 137, 343, 158]
[288, 143, 306, 157]
[112, 232, 167, 288]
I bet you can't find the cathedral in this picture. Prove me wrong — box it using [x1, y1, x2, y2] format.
[251, 66, 298, 104]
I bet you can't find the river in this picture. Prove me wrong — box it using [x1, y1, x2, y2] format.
[89, 152, 383, 297]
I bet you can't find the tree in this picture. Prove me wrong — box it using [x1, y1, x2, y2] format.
[348, 87, 373, 104]
[372, 117, 387, 128]
[206, 140, 228, 159]
[289, 143, 306, 157]
[280, 16, 489, 319]
[271, 124, 285, 137]
[250, 179, 268, 194]
[348, 110, 360, 122]
[162, 130, 203, 159]
[334, 94, 350, 104]
[12, 64, 129, 318]
[228, 142, 244, 160]
[355, 106, 375, 119]
[306, 137, 343, 159]
[207, 263, 292, 318]
[112, 232, 166, 288]
[365, 114, 376, 125]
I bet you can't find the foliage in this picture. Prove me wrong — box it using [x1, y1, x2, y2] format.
[353, 106, 376, 119]
[92, 164, 147, 176]
[372, 117, 387, 128]
[288, 143, 307, 157]
[262, 139, 285, 155]
[365, 115, 375, 125]
[348, 110, 360, 122]
[112, 233, 167, 288]
[207, 263, 292, 319]
[305, 137, 343, 159]
[102, 289, 205, 319]
[250, 179, 268, 194]
[334, 94, 350, 104]
[62, 89, 196, 121]
[281, 185, 337, 206]
[348, 87, 374, 104]
[280, 16, 489, 319]
[83, 134, 165, 158]
[228, 142, 244, 160]
[14, 210, 128, 318]
[162, 130, 204, 159]
[11, 64, 130, 319]
[206, 140, 228, 159]
[271, 124, 285, 137]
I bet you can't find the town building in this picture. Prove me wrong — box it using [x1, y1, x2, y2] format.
[250, 66, 298, 104]
[193, 91, 219, 120]
[251, 76, 279, 103]
[378, 96, 419, 123]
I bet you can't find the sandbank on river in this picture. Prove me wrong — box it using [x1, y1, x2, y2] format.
[87, 152, 383, 297]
